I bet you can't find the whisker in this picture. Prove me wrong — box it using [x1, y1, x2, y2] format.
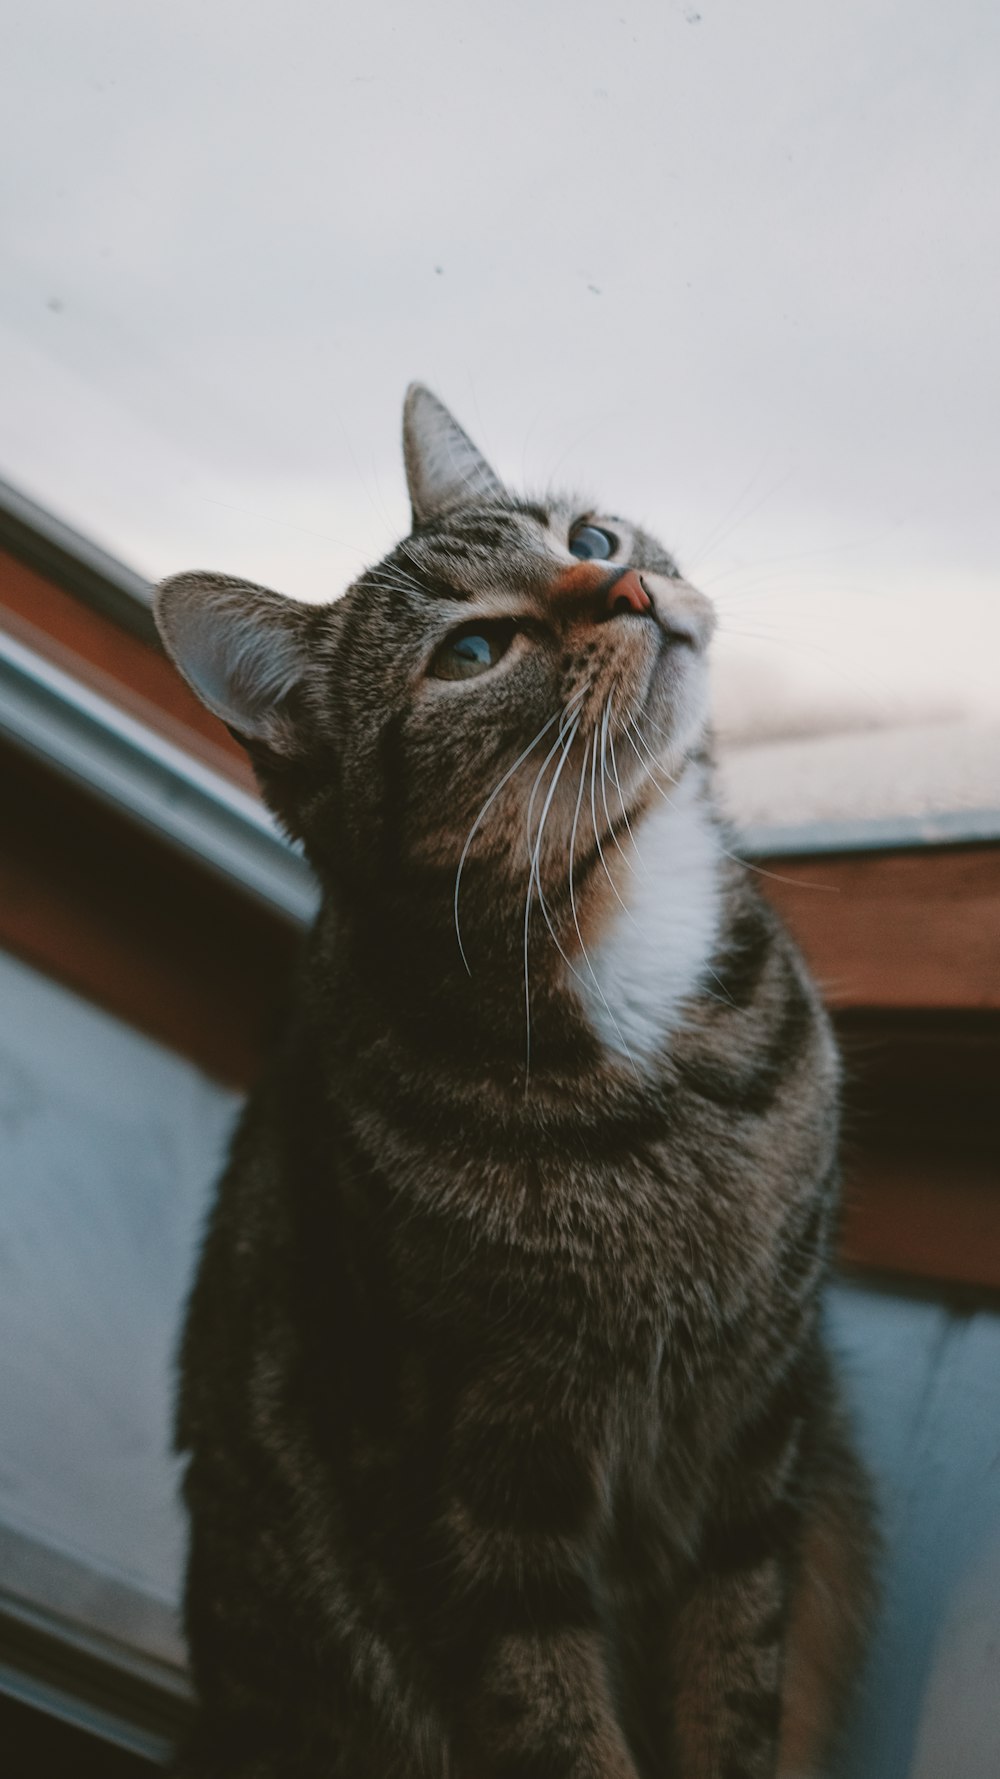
[589, 722, 632, 916]
[527, 714, 641, 1059]
[680, 456, 775, 573]
[624, 712, 682, 783]
[599, 697, 635, 873]
[605, 715, 643, 867]
[521, 694, 587, 1087]
[528, 727, 583, 960]
[361, 567, 424, 590]
[713, 621, 890, 702]
[567, 736, 641, 1082]
[628, 717, 838, 896]
[453, 708, 563, 974]
[524, 692, 587, 868]
[525, 719, 582, 974]
[364, 563, 439, 602]
[683, 469, 793, 576]
[621, 715, 673, 788]
[697, 519, 904, 586]
[523, 708, 576, 1081]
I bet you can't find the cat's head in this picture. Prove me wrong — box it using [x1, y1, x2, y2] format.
[155, 387, 715, 960]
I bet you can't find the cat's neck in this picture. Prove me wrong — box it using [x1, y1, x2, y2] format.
[312, 759, 728, 1083]
[572, 762, 725, 1071]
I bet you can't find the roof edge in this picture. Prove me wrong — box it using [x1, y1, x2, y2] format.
[740, 805, 1000, 858]
[0, 627, 318, 923]
[0, 473, 158, 648]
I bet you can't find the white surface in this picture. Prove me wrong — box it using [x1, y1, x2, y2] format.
[0, 950, 238, 1599]
[719, 719, 1000, 838]
[1, 1, 998, 743]
[831, 1285, 1000, 1779]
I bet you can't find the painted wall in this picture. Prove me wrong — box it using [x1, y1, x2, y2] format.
[0, 949, 997, 1774]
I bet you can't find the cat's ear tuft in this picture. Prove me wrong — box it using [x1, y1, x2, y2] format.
[402, 383, 505, 525]
[153, 572, 315, 754]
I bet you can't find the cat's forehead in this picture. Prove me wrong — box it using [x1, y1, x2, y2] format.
[399, 500, 567, 593]
[374, 496, 673, 604]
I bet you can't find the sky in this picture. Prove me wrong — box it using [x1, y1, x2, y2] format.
[2, 0, 998, 743]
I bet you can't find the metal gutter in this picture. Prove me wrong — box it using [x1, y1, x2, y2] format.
[740, 806, 1000, 858]
[0, 628, 319, 925]
[0, 1525, 188, 1764]
[0, 1661, 173, 1766]
[0, 473, 159, 648]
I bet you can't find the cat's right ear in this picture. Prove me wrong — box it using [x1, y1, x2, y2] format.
[403, 383, 506, 526]
[153, 572, 316, 756]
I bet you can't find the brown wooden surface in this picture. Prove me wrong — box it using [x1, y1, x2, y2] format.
[842, 1160, 1000, 1289]
[0, 548, 254, 790]
[836, 1012, 1000, 1290]
[760, 847, 1000, 1011]
[0, 743, 298, 1086]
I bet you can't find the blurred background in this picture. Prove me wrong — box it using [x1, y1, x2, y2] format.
[3, 0, 998, 746]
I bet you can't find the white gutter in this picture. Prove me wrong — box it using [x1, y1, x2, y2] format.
[738, 806, 1000, 857]
[0, 629, 320, 924]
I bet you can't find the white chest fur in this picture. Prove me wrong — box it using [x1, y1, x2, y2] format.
[574, 770, 724, 1068]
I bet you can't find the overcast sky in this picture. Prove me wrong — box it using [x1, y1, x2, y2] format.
[3, 0, 998, 740]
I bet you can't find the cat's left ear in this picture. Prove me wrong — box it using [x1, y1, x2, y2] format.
[403, 383, 506, 526]
[153, 571, 317, 756]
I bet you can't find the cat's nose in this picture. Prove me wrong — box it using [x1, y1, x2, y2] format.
[601, 568, 652, 620]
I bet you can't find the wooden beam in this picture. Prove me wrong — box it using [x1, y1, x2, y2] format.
[0, 744, 297, 1086]
[836, 1012, 1000, 1290]
[842, 1157, 1000, 1292]
[760, 847, 1000, 1011]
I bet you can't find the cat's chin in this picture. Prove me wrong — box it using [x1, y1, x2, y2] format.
[626, 641, 710, 784]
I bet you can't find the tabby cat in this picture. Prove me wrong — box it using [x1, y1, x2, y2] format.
[155, 386, 875, 1779]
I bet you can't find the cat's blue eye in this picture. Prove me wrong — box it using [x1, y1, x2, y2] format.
[430, 620, 516, 681]
[454, 634, 492, 667]
[569, 524, 617, 561]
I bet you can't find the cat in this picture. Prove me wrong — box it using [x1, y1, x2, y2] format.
[154, 385, 876, 1779]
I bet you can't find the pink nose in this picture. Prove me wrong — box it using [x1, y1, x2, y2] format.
[604, 568, 652, 618]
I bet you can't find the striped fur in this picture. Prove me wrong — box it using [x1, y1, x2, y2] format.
[155, 385, 876, 1778]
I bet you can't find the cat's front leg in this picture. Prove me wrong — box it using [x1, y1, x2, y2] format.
[438, 1384, 640, 1779]
[669, 1539, 790, 1779]
[666, 1403, 803, 1779]
[460, 1624, 642, 1779]
[665, 1356, 875, 1779]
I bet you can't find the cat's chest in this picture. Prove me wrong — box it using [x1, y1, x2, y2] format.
[572, 773, 724, 1068]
